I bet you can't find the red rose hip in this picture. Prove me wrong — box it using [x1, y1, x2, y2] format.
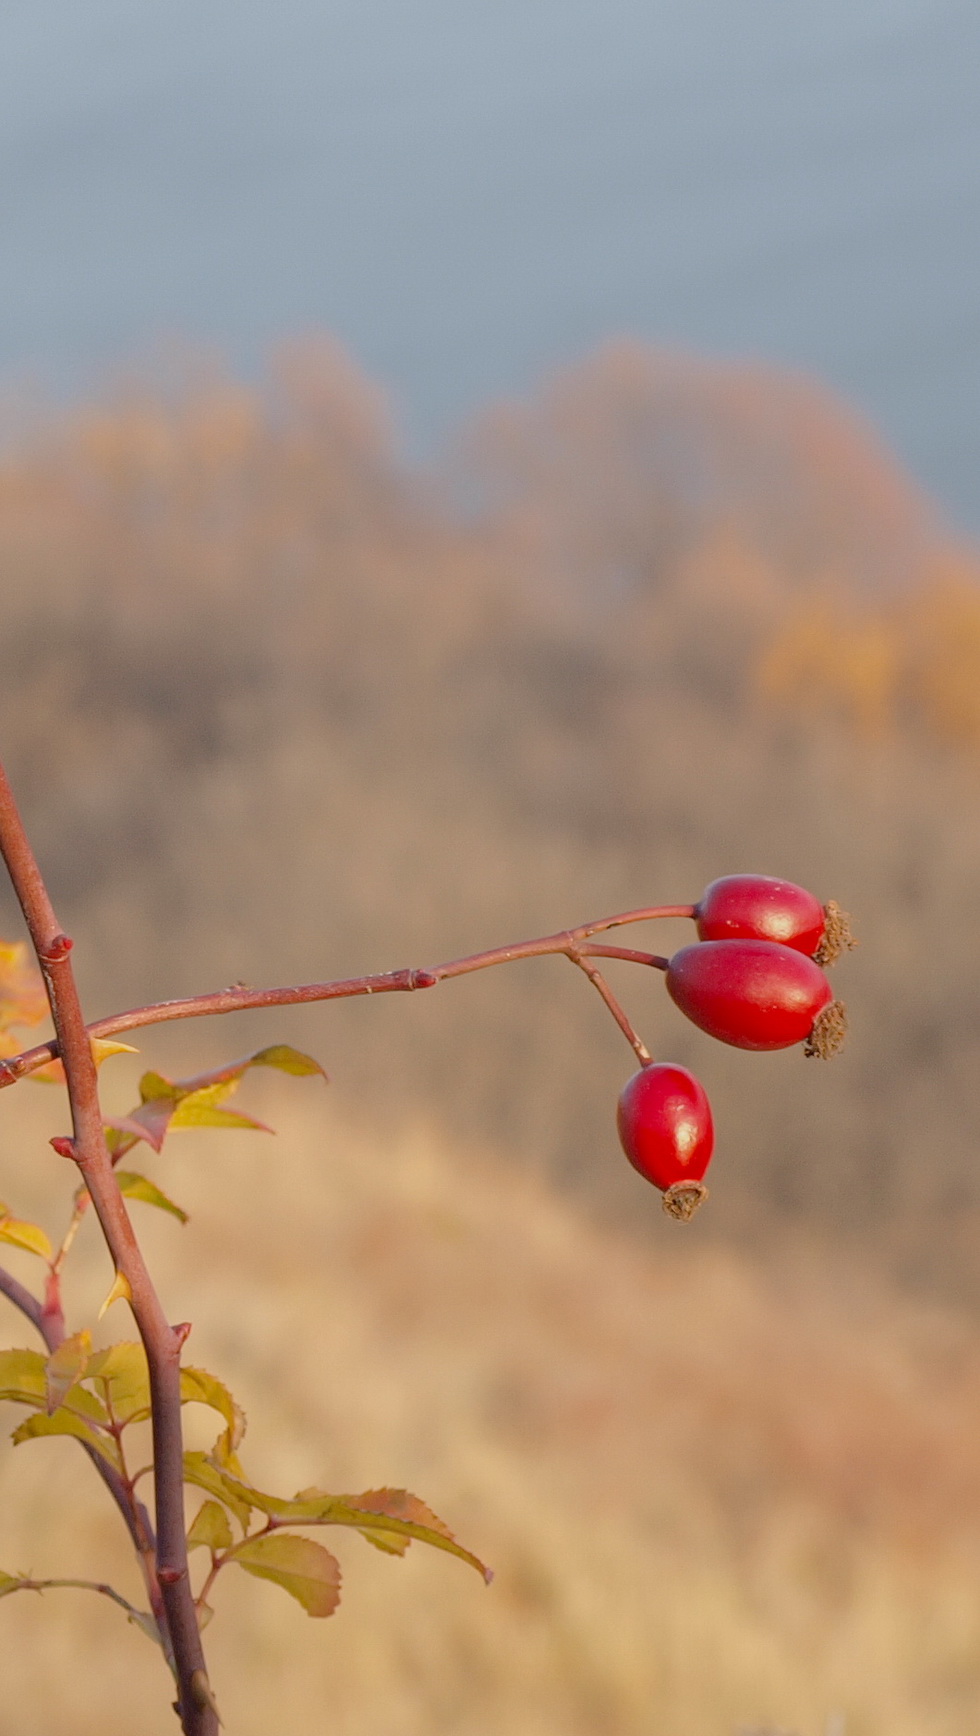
[694, 873, 824, 955]
[617, 1062, 714, 1220]
[694, 874, 855, 965]
[666, 939, 845, 1054]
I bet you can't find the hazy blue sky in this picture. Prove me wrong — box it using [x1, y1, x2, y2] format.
[3, 0, 979, 523]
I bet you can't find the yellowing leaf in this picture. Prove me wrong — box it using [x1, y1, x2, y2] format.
[87, 1342, 150, 1425]
[115, 1172, 189, 1224]
[247, 1045, 327, 1080]
[0, 1348, 48, 1409]
[86, 1340, 150, 1423]
[0, 1347, 107, 1424]
[98, 1270, 133, 1320]
[118, 1047, 326, 1153]
[0, 941, 47, 1036]
[137, 1070, 176, 1101]
[46, 1329, 91, 1416]
[181, 1367, 246, 1454]
[232, 1534, 341, 1618]
[183, 1452, 253, 1532]
[0, 1570, 25, 1596]
[187, 1500, 233, 1553]
[169, 1086, 270, 1134]
[0, 1216, 52, 1261]
[346, 1487, 456, 1539]
[12, 1410, 122, 1471]
[214, 1470, 492, 1583]
[128, 1070, 269, 1149]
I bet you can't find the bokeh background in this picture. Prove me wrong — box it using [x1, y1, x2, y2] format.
[2, 4, 980, 1732]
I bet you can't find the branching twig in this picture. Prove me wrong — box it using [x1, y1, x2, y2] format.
[0, 913, 684, 1085]
[0, 762, 216, 1734]
[0, 1573, 155, 1629]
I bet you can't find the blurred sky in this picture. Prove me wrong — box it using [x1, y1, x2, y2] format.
[2, 0, 979, 525]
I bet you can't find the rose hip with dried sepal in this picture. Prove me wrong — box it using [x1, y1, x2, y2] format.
[616, 1062, 714, 1221]
[665, 938, 846, 1056]
[694, 873, 855, 966]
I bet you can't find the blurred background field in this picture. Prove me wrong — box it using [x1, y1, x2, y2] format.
[1, 340, 980, 1299]
[5, 1080, 980, 1736]
[0, 341, 980, 1734]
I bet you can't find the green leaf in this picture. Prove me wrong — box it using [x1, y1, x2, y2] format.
[180, 1367, 246, 1453]
[46, 1329, 91, 1416]
[0, 1347, 107, 1424]
[187, 1500, 233, 1553]
[12, 1410, 122, 1471]
[232, 1534, 341, 1617]
[115, 1172, 189, 1225]
[87, 1342, 151, 1426]
[0, 1570, 25, 1596]
[0, 1216, 52, 1260]
[183, 1452, 253, 1532]
[247, 1045, 327, 1081]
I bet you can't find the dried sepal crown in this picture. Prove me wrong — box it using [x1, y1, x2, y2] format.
[814, 900, 857, 967]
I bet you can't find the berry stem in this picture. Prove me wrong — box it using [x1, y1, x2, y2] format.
[567, 952, 652, 1065]
[579, 943, 669, 969]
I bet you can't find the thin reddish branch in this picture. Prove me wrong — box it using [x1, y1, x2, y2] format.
[0, 763, 214, 1735]
[0, 910, 687, 1085]
[0, 1262, 45, 1333]
[0, 1253, 169, 1656]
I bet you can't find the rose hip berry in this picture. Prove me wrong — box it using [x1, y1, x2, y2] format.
[694, 874, 855, 966]
[617, 1062, 714, 1220]
[666, 939, 846, 1056]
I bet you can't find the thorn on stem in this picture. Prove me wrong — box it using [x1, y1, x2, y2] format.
[173, 1322, 193, 1348]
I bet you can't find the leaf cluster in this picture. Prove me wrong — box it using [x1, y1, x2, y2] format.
[0, 1030, 488, 1656]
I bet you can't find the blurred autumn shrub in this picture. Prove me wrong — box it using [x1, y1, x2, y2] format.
[1, 338, 979, 1299]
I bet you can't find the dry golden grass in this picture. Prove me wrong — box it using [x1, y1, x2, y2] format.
[3, 1071, 980, 1735]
